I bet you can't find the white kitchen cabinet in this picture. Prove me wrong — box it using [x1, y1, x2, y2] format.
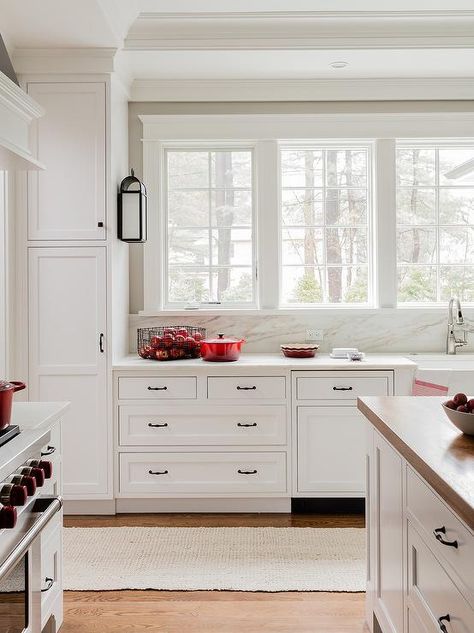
[372, 431, 405, 633]
[28, 247, 109, 498]
[27, 82, 106, 240]
[297, 406, 366, 495]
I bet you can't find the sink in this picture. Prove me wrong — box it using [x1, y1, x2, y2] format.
[407, 354, 474, 369]
[407, 354, 474, 393]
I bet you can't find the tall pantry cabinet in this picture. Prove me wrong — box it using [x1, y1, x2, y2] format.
[24, 75, 129, 509]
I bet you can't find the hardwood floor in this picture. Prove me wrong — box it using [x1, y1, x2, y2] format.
[62, 513, 368, 633]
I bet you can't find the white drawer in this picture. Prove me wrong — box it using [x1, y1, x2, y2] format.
[40, 517, 62, 626]
[296, 372, 390, 400]
[119, 405, 287, 446]
[408, 522, 474, 633]
[118, 376, 197, 400]
[407, 466, 474, 599]
[119, 452, 287, 495]
[207, 376, 286, 400]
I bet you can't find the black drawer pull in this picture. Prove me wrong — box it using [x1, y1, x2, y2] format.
[148, 469, 169, 475]
[148, 386, 167, 391]
[333, 386, 353, 391]
[237, 422, 257, 427]
[41, 577, 54, 593]
[41, 445, 56, 456]
[236, 386, 257, 391]
[238, 469, 258, 475]
[148, 422, 168, 428]
[437, 614, 450, 633]
[433, 526, 458, 549]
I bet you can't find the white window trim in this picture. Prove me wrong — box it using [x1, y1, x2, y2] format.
[140, 113, 474, 315]
[159, 142, 258, 310]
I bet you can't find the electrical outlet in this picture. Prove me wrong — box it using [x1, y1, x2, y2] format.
[306, 328, 324, 341]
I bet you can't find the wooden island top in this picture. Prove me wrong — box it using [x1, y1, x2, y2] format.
[358, 396, 474, 530]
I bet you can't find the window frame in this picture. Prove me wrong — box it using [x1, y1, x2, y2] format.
[278, 140, 375, 308]
[395, 139, 474, 307]
[140, 113, 474, 315]
[162, 143, 258, 310]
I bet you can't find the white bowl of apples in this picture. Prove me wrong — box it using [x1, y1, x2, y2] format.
[442, 393, 474, 436]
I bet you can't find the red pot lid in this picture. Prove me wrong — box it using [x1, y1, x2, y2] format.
[0, 380, 16, 392]
[203, 333, 244, 344]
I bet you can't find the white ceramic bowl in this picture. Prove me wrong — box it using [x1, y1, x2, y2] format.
[442, 403, 474, 436]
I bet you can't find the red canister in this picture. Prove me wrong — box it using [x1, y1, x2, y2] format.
[0, 381, 26, 431]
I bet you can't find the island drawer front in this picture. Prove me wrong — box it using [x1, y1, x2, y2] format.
[207, 376, 286, 400]
[119, 405, 287, 446]
[406, 466, 474, 597]
[408, 522, 474, 632]
[118, 376, 197, 400]
[119, 452, 287, 494]
[296, 373, 390, 400]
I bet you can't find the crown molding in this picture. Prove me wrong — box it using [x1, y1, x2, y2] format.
[0, 70, 45, 170]
[138, 112, 474, 143]
[12, 48, 117, 75]
[126, 11, 474, 50]
[131, 77, 474, 102]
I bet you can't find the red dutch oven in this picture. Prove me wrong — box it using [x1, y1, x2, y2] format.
[0, 381, 26, 431]
[200, 334, 245, 362]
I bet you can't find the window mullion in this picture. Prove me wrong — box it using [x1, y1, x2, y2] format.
[375, 139, 397, 308]
[256, 140, 280, 309]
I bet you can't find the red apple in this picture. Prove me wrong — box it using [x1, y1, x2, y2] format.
[150, 336, 162, 349]
[143, 345, 153, 358]
[155, 349, 169, 360]
[457, 405, 469, 413]
[193, 332, 203, 342]
[170, 347, 182, 359]
[162, 333, 174, 349]
[453, 393, 468, 406]
[177, 328, 189, 338]
[444, 399, 457, 410]
[467, 399, 474, 411]
[175, 335, 185, 347]
[184, 336, 196, 349]
[164, 328, 177, 336]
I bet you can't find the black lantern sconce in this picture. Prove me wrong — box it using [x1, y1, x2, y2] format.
[117, 169, 147, 243]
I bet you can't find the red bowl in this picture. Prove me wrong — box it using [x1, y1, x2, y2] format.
[280, 344, 319, 358]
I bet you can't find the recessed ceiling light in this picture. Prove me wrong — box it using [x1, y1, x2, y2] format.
[330, 61, 349, 69]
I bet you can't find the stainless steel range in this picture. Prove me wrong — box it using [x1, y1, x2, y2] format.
[0, 427, 62, 633]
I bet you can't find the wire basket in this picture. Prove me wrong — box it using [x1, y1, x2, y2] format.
[137, 326, 206, 361]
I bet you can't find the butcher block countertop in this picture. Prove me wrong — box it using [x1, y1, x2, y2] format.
[358, 396, 474, 530]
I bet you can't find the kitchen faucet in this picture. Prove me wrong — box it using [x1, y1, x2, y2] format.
[446, 297, 472, 354]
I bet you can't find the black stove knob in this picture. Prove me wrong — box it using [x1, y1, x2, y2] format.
[26, 459, 53, 479]
[19, 467, 45, 487]
[0, 505, 17, 529]
[0, 483, 28, 506]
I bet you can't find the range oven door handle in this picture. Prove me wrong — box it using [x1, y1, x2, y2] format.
[0, 496, 62, 581]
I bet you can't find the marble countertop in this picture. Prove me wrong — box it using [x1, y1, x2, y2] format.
[113, 352, 417, 371]
[358, 396, 474, 529]
[11, 401, 70, 430]
[0, 401, 69, 482]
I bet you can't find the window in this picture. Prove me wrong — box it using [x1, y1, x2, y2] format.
[396, 144, 474, 303]
[165, 148, 255, 307]
[280, 146, 371, 305]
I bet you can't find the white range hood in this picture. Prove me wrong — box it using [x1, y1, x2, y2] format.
[0, 69, 44, 170]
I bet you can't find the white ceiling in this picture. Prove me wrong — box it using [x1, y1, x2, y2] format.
[2, 1, 474, 83]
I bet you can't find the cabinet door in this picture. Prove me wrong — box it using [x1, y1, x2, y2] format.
[28, 247, 108, 498]
[297, 406, 365, 496]
[27, 83, 106, 240]
[373, 431, 404, 633]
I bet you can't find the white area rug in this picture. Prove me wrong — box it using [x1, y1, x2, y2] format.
[63, 527, 365, 592]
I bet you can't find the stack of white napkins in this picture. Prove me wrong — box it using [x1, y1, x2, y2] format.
[330, 347, 360, 359]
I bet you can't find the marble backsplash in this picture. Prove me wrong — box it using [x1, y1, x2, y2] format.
[128, 310, 474, 355]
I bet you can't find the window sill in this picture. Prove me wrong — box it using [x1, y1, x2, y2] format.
[137, 305, 474, 318]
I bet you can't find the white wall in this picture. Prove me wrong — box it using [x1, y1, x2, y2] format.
[127, 100, 474, 355]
